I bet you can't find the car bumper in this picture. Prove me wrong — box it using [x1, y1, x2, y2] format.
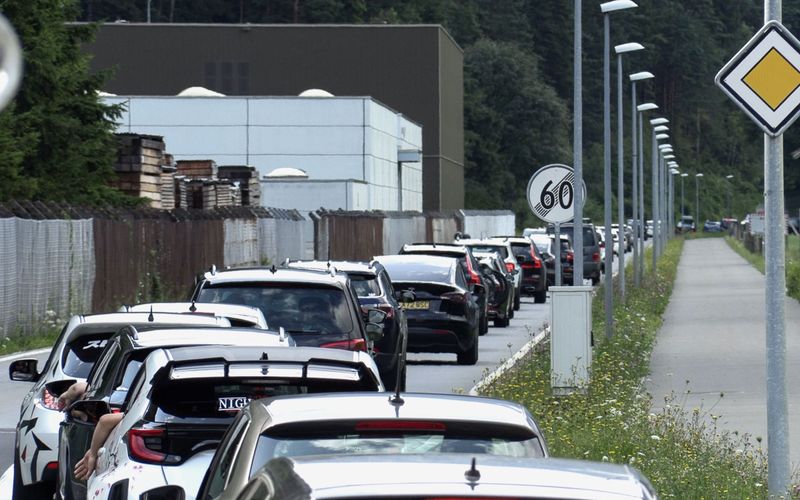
[406, 316, 475, 353]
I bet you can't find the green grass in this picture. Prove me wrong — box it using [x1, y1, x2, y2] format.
[0, 312, 63, 357]
[726, 234, 800, 301]
[480, 237, 783, 498]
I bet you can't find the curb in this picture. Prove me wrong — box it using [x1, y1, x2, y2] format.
[469, 326, 550, 396]
[0, 348, 51, 365]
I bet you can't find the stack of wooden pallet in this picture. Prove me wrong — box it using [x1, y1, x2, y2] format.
[218, 165, 261, 207]
[160, 154, 176, 210]
[111, 134, 167, 208]
[176, 159, 218, 179]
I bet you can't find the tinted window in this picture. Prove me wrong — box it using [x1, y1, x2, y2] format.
[62, 333, 113, 378]
[196, 285, 353, 336]
[349, 275, 381, 297]
[85, 340, 122, 393]
[550, 226, 597, 246]
[204, 413, 251, 499]
[380, 260, 454, 284]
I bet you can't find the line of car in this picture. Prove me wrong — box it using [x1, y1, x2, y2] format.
[6, 235, 658, 500]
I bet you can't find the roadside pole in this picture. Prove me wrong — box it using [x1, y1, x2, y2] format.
[715, 2, 794, 493]
[573, 0, 584, 288]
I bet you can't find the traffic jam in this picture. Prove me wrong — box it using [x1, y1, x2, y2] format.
[7, 235, 656, 500]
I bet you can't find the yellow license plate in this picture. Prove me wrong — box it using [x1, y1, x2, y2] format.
[405, 301, 430, 310]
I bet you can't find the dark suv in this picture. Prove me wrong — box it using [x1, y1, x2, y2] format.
[399, 243, 490, 334]
[547, 223, 602, 285]
[285, 260, 408, 391]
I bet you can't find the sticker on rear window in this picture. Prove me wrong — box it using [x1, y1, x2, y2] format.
[218, 396, 251, 412]
[82, 340, 108, 350]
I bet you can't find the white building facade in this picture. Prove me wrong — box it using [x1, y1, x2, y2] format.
[105, 94, 423, 211]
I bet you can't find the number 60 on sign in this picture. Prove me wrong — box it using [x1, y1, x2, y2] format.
[526, 164, 586, 224]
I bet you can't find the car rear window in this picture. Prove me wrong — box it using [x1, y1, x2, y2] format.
[62, 333, 113, 378]
[466, 245, 509, 260]
[349, 275, 381, 297]
[380, 260, 454, 284]
[196, 284, 353, 336]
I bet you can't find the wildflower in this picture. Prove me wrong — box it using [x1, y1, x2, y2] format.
[650, 435, 661, 441]
[601, 455, 609, 462]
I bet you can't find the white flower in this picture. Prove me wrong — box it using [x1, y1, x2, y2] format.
[601, 455, 609, 462]
[650, 435, 661, 441]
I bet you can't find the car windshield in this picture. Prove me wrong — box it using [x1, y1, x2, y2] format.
[196, 284, 354, 335]
[248, 433, 543, 478]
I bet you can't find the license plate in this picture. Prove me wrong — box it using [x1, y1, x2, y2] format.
[405, 301, 430, 310]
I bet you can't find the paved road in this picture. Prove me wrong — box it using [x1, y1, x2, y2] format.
[648, 238, 800, 468]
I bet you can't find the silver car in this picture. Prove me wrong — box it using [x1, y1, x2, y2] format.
[195, 392, 547, 500]
[238, 454, 658, 499]
[7, 312, 231, 499]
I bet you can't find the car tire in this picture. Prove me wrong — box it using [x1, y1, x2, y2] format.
[513, 290, 521, 311]
[591, 274, 600, 286]
[479, 313, 489, 336]
[494, 316, 509, 327]
[534, 290, 547, 304]
[457, 333, 479, 365]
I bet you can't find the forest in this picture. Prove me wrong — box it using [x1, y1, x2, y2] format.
[5, 0, 800, 225]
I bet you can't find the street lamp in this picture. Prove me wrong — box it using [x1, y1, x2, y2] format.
[651, 119, 669, 270]
[657, 145, 673, 251]
[614, 43, 643, 301]
[635, 101, 657, 285]
[726, 174, 734, 218]
[669, 168, 679, 235]
[680, 172, 688, 221]
[601, 0, 637, 339]
[695, 173, 704, 228]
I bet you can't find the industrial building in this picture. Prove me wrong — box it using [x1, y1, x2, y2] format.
[104, 93, 423, 211]
[82, 23, 464, 210]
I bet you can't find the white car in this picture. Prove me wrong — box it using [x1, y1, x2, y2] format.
[7, 312, 231, 499]
[72, 345, 384, 500]
[454, 237, 524, 311]
[118, 302, 269, 329]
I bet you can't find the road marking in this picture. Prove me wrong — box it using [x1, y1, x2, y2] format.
[0, 348, 50, 365]
[469, 326, 550, 396]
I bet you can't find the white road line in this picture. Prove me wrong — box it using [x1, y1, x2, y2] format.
[469, 326, 550, 396]
[0, 348, 50, 365]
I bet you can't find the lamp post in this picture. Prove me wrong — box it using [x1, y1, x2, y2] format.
[655, 137, 671, 260]
[613, 44, 643, 301]
[650, 121, 669, 272]
[637, 107, 658, 282]
[631, 92, 654, 287]
[695, 173, 704, 228]
[726, 174, 734, 218]
[663, 154, 675, 245]
[680, 172, 688, 222]
[669, 168, 679, 235]
[573, 0, 584, 288]
[601, 0, 637, 338]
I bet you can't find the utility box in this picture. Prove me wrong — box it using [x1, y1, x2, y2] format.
[549, 286, 593, 395]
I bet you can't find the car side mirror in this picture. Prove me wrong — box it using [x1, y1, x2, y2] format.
[66, 400, 111, 424]
[516, 254, 527, 263]
[395, 290, 416, 303]
[140, 485, 186, 500]
[9, 359, 39, 382]
[366, 309, 387, 324]
[365, 322, 384, 342]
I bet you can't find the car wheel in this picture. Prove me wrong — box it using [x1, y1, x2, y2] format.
[513, 290, 521, 311]
[457, 333, 479, 365]
[534, 290, 547, 304]
[479, 312, 489, 336]
[591, 274, 600, 286]
[494, 316, 509, 327]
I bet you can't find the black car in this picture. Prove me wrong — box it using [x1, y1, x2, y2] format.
[531, 234, 574, 286]
[190, 266, 384, 354]
[547, 223, 602, 285]
[492, 236, 548, 303]
[374, 254, 481, 365]
[57, 326, 295, 500]
[286, 260, 408, 391]
[399, 243, 490, 335]
[473, 251, 513, 327]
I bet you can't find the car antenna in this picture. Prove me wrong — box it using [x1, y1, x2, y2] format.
[209, 264, 217, 276]
[189, 301, 197, 312]
[388, 350, 405, 406]
[269, 264, 277, 274]
[147, 306, 154, 322]
[464, 457, 481, 483]
[279, 326, 287, 343]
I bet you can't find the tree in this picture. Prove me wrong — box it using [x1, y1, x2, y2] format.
[0, 0, 127, 204]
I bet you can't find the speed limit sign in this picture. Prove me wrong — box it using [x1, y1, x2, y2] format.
[526, 164, 586, 224]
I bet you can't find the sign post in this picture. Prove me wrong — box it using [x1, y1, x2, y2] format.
[715, 10, 793, 496]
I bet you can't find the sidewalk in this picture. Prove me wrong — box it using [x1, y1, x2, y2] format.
[647, 238, 799, 469]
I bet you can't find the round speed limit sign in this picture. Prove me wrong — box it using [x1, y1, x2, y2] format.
[526, 164, 586, 224]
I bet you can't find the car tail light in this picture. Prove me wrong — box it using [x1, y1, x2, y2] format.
[531, 255, 542, 269]
[468, 270, 481, 285]
[504, 262, 515, 273]
[592, 252, 600, 262]
[45, 461, 58, 471]
[567, 251, 574, 263]
[40, 386, 64, 411]
[127, 428, 167, 464]
[355, 420, 446, 432]
[320, 338, 368, 352]
[441, 292, 467, 304]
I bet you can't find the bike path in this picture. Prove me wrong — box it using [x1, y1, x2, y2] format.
[647, 238, 800, 468]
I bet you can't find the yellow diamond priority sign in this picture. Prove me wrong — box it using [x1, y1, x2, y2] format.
[716, 21, 800, 136]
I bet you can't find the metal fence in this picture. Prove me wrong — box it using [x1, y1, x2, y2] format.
[0, 203, 513, 334]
